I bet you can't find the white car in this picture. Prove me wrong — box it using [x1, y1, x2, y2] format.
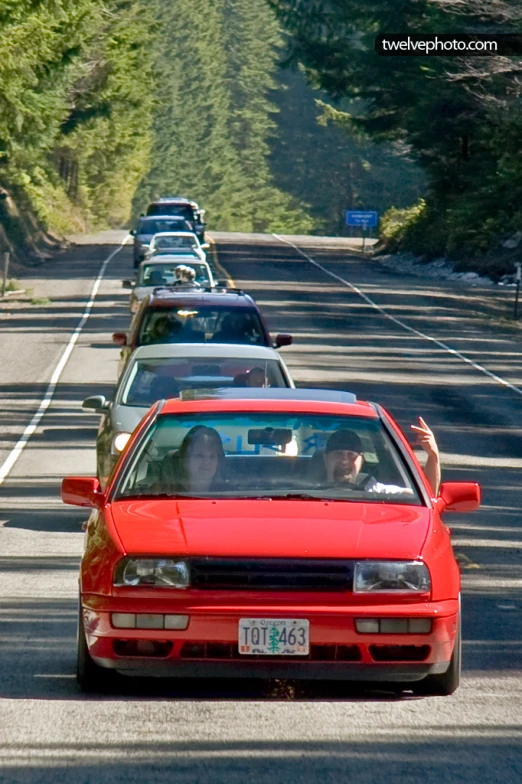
[124, 258, 219, 313]
[147, 231, 208, 261]
[82, 343, 295, 484]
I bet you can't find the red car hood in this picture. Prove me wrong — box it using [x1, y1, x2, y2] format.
[110, 499, 431, 560]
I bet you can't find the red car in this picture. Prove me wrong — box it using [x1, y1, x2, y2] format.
[63, 389, 480, 694]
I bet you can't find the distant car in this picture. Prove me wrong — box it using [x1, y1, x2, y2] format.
[146, 197, 205, 241]
[131, 215, 193, 267]
[82, 343, 295, 485]
[64, 388, 480, 693]
[124, 258, 218, 313]
[112, 288, 293, 375]
[147, 232, 208, 261]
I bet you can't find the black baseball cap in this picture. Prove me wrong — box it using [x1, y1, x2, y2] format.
[325, 429, 363, 454]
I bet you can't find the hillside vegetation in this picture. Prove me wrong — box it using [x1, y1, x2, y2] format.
[1, 0, 430, 247]
[0, 0, 155, 236]
[269, 0, 522, 268]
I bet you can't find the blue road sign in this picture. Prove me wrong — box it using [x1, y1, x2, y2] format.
[345, 210, 378, 227]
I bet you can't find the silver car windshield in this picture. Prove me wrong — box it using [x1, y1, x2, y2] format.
[152, 236, 198, 251]
[121, 358, 287, 406]
[116, 413, 421, 504]
[139, 263, 211, 287]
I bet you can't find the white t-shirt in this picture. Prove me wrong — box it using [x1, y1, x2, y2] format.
[365, 477, 414, 495]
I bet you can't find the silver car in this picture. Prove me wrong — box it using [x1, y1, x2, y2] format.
[124, 258, 218, 313]
[147, 231, 208, 261]
[130, 215, 192, 267]
[82, 343, 295, 485]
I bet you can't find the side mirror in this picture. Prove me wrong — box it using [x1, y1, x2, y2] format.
[122, 279, 135, 289]
[62, 477, 103, 508]
[275, 334, 293, 349]
[201, 243, 210, 250]
[129, 229, 136, 236]
[82, 395, 108, 412]
[436, 482, 480, 513]
[112, 332, 127, 346]
[216, 279, 227, 288]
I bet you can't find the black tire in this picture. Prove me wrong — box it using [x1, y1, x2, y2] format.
[77, 603, 112, 693]
[417, 606, 461, 696]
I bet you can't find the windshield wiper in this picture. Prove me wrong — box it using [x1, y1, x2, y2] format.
[118, 492, 203, 500]
[268, 493, 347, 501]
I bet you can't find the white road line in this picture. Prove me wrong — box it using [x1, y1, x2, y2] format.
[273, 233, 522, 399]
[0, 237, 130, 485]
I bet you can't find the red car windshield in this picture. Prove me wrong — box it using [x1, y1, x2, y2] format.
[116, 413, 421, 503]
[139, 307, 266, 346]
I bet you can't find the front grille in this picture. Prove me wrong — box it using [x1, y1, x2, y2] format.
[180, 641, 361, 662]
[190, 558, 354, 592]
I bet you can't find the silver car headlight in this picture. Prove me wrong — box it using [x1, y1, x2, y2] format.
[114, 558, 190, 588]
[111, 432, 132, 455]
[354, 561, 430, 593]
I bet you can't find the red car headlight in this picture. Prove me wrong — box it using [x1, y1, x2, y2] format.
[354, 561, 430, 593]
[114, 558, 190, 588]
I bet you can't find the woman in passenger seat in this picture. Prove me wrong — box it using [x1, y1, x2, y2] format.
[160, 425, 226, 495]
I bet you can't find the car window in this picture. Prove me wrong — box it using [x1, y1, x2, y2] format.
[121, 358, 287, 406]
[138, 307, 265, 346]
[146, 204, 195, 220]
[139, 263, 211, 287]
[116, 413, 421, 503]
[151, 235, 198, 252]
[137, 219, 189, 235]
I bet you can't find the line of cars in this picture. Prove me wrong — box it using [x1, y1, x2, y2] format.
[84, 195, 295, 485]
[64, 206, 481, 695]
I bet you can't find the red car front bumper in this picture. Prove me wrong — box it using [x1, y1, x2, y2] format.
[82, 596, 459, 682]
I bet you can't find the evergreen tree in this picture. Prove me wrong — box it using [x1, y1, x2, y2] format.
[269, 0, 522, 256]
[136, 0, 313, 232]
[0, 0, 156, 231]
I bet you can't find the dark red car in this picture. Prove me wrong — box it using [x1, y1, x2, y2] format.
[63, 389, 479, 694]
[113, 289, 292, 376]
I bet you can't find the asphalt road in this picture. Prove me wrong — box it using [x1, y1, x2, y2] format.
[1, 232, 522, 783]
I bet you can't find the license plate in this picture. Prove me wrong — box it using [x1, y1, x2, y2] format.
[238, 618, 309, 655]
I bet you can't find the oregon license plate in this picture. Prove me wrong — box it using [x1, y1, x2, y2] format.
[238, 618, 310, 655]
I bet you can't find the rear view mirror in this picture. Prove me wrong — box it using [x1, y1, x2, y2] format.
[112, 332, 127, 346]
[437, 482, 480, 513]
[82, 395, 108, 412]
[248, 427, 293, 447]
[62, 477, 102, 508]
[275, 334, 293, 349]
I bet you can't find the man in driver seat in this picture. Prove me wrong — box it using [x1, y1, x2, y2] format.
[319, 418, 440, 495]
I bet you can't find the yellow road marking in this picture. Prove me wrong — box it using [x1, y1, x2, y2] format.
[208, 238, 235, 287]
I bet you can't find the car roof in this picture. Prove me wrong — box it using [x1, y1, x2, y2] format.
[150, 251, 200, 259]
[150, 231, 198, 240]
[145, 289, 256, 307]
[151, 197, 198, 206]
[137, 215, 188, 224]
[131, 343, 283, 360]
[140, 258, 210, 269]
[160, 389, 376, 417]
[145, 255, 205, 265]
